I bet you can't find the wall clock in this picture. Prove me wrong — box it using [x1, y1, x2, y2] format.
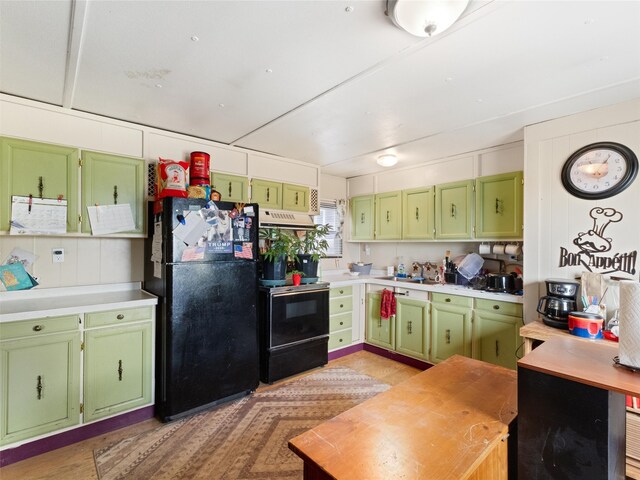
[561, 142, 638, 200]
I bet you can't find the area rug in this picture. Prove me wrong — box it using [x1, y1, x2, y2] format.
[94, 367, 389, 480]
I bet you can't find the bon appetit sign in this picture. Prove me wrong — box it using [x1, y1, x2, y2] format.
[559, 207, 637, 275]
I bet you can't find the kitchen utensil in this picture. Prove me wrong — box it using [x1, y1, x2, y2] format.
[486, 273, 516, 293]
[505, 243, 522, 255]
[479, 243, 491, 255]
[493, 244, 505, 254]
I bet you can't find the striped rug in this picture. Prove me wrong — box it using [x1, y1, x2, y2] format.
[94, 367, 389, 479]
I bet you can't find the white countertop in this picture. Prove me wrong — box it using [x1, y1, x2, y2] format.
[321, 271, 523, 303]
[0, 282, 158, 322]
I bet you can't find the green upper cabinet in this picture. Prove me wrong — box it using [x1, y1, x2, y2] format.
[395, 297, 429, 360]
[351, 195, 374, 240]
[435, 180, 474, 240]
[402, 187, 435, 240]
[282, 183, 309, 212]
[0, 136, 79, 232]
[366, 293, 394, 350]
[475, 171, 523, 239]
[81, 151, 145, 234]
[251, 178, 282, 209]
[211, 172, 248, 203]
[375, 191, 402, 240]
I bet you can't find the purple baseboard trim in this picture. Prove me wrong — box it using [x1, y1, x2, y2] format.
[363, 343, 433, 371]
[0, 406, 155, 468]
[328, 343, 364, 361]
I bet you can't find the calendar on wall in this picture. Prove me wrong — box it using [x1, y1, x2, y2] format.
[10, 196, 67, 235]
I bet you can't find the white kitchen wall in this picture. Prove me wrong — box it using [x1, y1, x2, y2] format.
[523, 97, 640, 324]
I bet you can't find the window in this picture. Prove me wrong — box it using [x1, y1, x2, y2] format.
[314, 200, 343, 258]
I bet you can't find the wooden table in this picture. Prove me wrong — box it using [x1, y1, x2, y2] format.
[289, 355, 517, 480]
[518, 337, 640, 479]
[519, 319, 611, 355]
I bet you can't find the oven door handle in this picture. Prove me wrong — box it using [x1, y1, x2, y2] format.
[272, 289, 329, 297]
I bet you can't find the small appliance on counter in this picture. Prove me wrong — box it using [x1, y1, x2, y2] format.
[537, 278, 580, 329]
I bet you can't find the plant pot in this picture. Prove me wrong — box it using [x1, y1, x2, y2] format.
[295, 254, 318, 279]
[292, 273, 302, 286]
[262, 255, 287, 280]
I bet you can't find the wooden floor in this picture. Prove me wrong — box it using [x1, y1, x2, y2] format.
[0, 351, 420, 480]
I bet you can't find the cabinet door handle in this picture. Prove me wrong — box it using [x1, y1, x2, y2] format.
[266, 187, 270, 202]
[408, 320, 412, 334]
[339, 321, 344, 326]
[450, 203, 456, 218]
[495, 340, 500, 357]
[339, 338, 343, 343]
[295, 192, 299, 204]
[493, 305, 500, 310]
[495, 198, 503, 215]
[415, 207, 419, 220]
[340, 304, 343, 308]
[446, 329, 451, 344]
[378, 317, 382, 328]
[113, 185, 118, 204]
[386, 211, 390, 223]
[228, 181, 233, 198]
[360, 213, 365, 224]
[36, 375, 43, 399]
[38, 176, 44, 199]
[339, 289, 344, 294]
[117, 314, 124, 320]
[32, 324, 44, 332]
[118, 360, 123, 381]
[445, 298, 451, 303]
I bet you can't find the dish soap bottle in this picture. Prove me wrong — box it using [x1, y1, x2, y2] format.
[397, 257, 406, 278]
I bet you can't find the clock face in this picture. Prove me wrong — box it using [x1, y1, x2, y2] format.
[561, 142, 638, 200]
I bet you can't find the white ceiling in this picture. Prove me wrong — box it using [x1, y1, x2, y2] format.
[1, 0, 639, 178]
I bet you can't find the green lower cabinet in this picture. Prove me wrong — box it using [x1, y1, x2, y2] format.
[329, 287, 354, 351]
[83, 322, 152, 422]
[395, 298, 429, 360]
[81, 150, 145, 234]
[472, 300, 522, 370]
[430, 301, 472, 364]
[329, 329, 353, 350]
[0, 331, 81, 446]
[366, 293, 394, 349]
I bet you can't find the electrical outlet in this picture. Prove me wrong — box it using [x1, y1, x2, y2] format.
[52, 248, 64, 263]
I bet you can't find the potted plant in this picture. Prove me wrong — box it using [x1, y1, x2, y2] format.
[289, 269, 304, 286]
[259, 227, 295, 281]
[292, 224, 330, 281]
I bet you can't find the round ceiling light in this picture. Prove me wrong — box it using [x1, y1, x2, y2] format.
[387, 0, 469, 37]
[377, 154, 398, 167]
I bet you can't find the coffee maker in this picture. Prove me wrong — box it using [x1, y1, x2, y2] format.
[537, 278, 580, 329]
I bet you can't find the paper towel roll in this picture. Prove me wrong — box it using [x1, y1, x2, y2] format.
[505, 243, 522, 255]
[479, 243, 491, 255]
[619, 280, 640, 368]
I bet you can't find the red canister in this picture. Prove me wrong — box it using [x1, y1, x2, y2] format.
[190, 151, 210, 185]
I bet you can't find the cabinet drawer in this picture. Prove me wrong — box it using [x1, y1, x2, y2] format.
[475, 299, 522, 317]
[330, 286, 353, 298]
[431, 293, 473, 308]
[330, 296, 353, 315]
[0, 315, 79, 340]
[85, 306, 152, 328]
[329, 329, 353, 350]
[330, 312, 353, 332]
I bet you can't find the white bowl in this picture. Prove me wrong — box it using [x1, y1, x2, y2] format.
[348, 271, 360, 277]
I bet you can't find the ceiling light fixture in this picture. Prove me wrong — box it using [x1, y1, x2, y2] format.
[387, 0, 469, 37]
[377, 154, 398, 167]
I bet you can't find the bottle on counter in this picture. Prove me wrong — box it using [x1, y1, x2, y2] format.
[397, 257, 406, 278]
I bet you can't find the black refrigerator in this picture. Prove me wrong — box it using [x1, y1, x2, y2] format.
[144, 197, 259, 421]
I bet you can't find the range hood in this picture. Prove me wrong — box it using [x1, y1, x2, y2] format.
[259, 210, 316, 230]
